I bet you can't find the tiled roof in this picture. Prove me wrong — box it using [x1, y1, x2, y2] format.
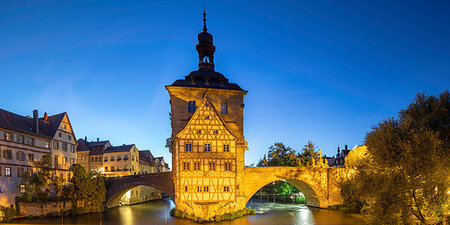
[0, 108, 66, 139]
[105, 144, 135, 153]
[139, 150, 156, 166]
[167, 68, 245, 91]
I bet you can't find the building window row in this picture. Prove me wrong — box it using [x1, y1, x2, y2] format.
[0, 166, 33, 177]
[182, 161, 232, 171]
[182, 143, 232, 153]
[183, 185, 231, 193]
[2, 132, 38, 147]
[1, 150, 36, 162]
[186, 101, 228, 114]
[53, 140, 75, 152]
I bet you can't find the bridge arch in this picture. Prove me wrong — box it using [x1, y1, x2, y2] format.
[106, 172, 174, 208]
[242, 167, 334, 208]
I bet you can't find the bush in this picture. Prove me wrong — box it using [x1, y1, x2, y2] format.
[170, 207, 255, 223]
[0, 206, 15, 222]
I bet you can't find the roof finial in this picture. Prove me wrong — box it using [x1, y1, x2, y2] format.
[203, 9, 207, 32]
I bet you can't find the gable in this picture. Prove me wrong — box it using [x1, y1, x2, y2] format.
[176, 95, 236, 141]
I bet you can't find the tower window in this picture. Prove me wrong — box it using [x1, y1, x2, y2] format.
[185, 143, 192, 152]
[204, 144, 211, 152]
[220, 102, 228, 114]
[188, 101, 197, 112]
[225, 162, 232, 171]
[209, 162, 216, 170]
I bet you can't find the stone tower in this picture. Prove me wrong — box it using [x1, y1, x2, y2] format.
[165, 11, 248, 219]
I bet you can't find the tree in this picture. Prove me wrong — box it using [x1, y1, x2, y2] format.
[341, 90, 449, 224]
[18, 154, 53, 202]
[69, 164, 106, 213]
[257, 142, 300, 167]
[299, 141, 328, 167]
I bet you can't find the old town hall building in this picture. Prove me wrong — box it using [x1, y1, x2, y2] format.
[166, 11, 248, 218]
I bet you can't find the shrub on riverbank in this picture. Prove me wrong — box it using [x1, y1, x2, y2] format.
[169, 207, 256, 223]
[0, 206, 15, 222]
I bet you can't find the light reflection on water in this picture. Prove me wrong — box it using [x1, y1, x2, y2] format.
[8, 199, 365, 225]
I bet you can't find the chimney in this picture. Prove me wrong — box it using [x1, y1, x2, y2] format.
[345, 145, 348, 151]
[33, 110, 39, 134]
[97, 138, 99, 142]
[85, 136, 87, 142]
[44, 112, 48, 121]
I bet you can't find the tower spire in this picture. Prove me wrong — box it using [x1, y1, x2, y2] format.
[203, 10, 207, 32]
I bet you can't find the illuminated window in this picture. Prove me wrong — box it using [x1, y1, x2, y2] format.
[44, 141, 50, 149]
[62, 157, 67, 165]
[105, 166, 108, 171]
[188, 101, 197, 112]
[5, 167, 11, 177]
[4, 132, 12, 141]
[204, 144, 211, 152]
[70, 158, 74, 165]
[185, 143, 192, 152]
[111, 166, 115, 171]
[20, 184, 26, 193]
[220, 102, 228, 114]
[223, 144, 230, 152]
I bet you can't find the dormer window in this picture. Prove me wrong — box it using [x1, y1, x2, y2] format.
[188, 101, 196, 112]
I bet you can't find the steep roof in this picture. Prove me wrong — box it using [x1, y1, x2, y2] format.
[0, 108, 66, 139]
[139, 150, 156, 166]
[105, 144, 135, 153]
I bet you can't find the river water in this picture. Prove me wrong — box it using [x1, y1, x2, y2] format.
[9, 199, 365, 225]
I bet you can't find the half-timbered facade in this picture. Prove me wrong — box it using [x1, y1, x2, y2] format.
[166, 11, 248, 218]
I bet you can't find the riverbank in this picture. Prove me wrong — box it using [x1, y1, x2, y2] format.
[169, 207, 256, 223]
[5, 199, 366, 225]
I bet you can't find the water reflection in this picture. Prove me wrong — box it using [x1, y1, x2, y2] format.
[8, 199, 364, 225]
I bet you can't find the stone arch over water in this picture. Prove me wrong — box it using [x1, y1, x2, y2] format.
[106, 172, 174, 208]
[242, 167, 345, 208]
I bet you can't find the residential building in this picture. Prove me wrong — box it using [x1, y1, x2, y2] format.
[76, 138, 140, 176]
[324, 145, 352, 167]
[0, 109, 77, 207]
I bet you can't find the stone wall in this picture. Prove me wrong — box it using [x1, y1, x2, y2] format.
[17, 201, 72, 217]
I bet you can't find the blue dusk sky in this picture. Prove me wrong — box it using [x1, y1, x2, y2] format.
[1, 1, 449, 167]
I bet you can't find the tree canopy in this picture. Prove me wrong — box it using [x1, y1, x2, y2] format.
[340, 90, 450, 224]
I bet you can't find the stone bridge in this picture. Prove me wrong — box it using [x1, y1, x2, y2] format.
[106, 172, 174, 208]
[106, 167, 346, 209]
[241, 167, 345, 208]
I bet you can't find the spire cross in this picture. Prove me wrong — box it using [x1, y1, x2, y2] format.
[203, 10, 207, 32]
